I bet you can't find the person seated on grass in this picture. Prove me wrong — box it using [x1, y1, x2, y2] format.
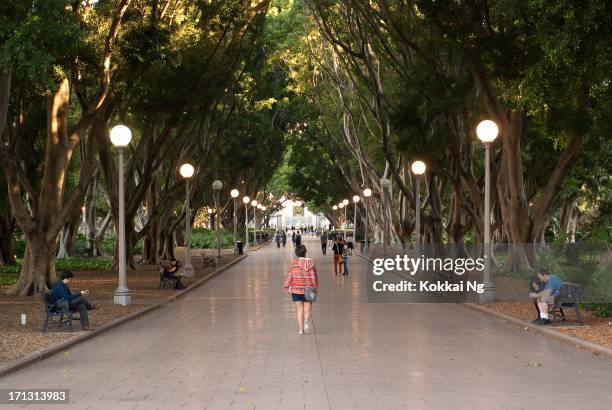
[50, 271, 100, 331]
[161, 258, 186, 290]
[529, 269, 565, 325]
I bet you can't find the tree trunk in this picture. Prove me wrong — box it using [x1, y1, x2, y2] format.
[422, 174, 444, 246]
[94, 211, 112, 256]
[0, 212, 16, 265]
[559, 197, 577, 242]
[8, 235, 56, 295]
[84, 174, 99, 255]
[496, 113, 534, 271]
[57, 210, 82, 258]
[6, 78, 87, 295]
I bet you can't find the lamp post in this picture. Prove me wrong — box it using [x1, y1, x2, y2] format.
[180, 163, 195, 277]
[110, 125, 132, 305]
[212, 180, 223, 258]
[477, 119, 499, 302]
[380, 178, 391, 255]
[352, 195, 360, 240]
[231, 189, 239, 254]
[251, 200, 258, 244]
[332, 205, 338, 231]
[411, 161, 426, 258]
[363, 188, 372, 254]
[243, 196, 250, 248]
[261, 206, 267, 230]
[342, 199, 349, 238]
[338, 203, 345, 238]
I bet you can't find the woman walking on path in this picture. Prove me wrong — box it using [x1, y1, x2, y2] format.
[284, 245, 318, 335]
[332, 237, 345, 275]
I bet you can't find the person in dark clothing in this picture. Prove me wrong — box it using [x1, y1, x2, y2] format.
[331, 239, 345, 275]
[282, 230, 287, 247]
[161, 259, 186, 289]
[275, 231, 281, 248]
[320, 232, 328, 255]
[50, 271, 99, 331]
[295, 231, 302, 246]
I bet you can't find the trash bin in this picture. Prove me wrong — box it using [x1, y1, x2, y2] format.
[237, 241, 243, 255]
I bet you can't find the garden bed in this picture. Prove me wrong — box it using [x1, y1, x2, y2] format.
[485, 303, 611, 348]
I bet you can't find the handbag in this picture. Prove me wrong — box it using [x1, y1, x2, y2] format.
[304, 286, 317, 302]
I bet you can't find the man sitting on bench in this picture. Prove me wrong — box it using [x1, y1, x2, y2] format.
[529, 269, 564, 325]
[530, 275, 565, 324]
[161, 258, 186, 289]
[50, 271, 99, 331]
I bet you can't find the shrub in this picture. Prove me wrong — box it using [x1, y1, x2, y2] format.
[100, 233, 143, 255]
[190, 228, 234, 248]
[581, 303, 612, 317]
[0, 257, 112, 277]
[0, 272, 19, 286]
[56, 256, 113, 271]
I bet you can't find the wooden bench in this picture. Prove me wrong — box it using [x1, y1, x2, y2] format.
[41, 291, 78, 333]
[158, 263, 176, 290]
[551, 283, 583, 324]
[202, 254, 217, 271]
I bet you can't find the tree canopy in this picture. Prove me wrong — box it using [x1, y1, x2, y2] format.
[0, 0, 610, 294]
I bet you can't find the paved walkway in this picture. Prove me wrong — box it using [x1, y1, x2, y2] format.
[2, 237, 611, 409]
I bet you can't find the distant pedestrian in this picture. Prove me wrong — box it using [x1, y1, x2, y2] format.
[275, 231, 281, 248]
[332, 238, 345, 275]
[320, 232, 328, 255]
[284, 245, 318, 335]
[346, 234, 354, 255]
[282, 230, 287, 247]
[291, 231, 296, 246]
[341, 241, 349, 275]
[295, 231, 302, 246]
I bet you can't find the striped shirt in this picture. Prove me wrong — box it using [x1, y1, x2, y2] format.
[284, 257, 318, 295]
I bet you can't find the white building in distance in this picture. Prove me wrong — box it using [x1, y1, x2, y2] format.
[268, 198, 329, 230]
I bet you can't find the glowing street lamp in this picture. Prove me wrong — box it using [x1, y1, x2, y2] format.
[363, 188, 372, 254]
[110, 125, 132, 305]
[180, 163, 195, 277]
[231, 189, 239, 254]
[380, 178, 391, 255]
[353, 195, 360, 241]
[212, 180, 223, 258]
[242, 196, 250, 248]
[411, 160, 426, 258]
[251, 199, 258, 244]
[261, 205, 267, 229]
[476, 119, 499, 302]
